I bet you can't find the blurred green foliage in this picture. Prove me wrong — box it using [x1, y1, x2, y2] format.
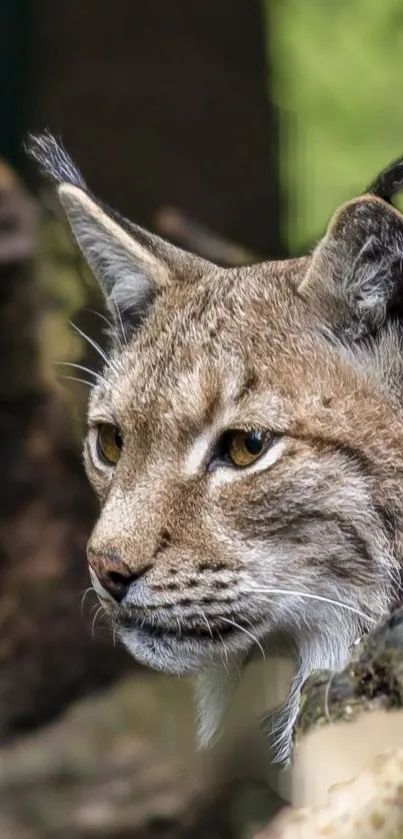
[265, 0, 403, 252]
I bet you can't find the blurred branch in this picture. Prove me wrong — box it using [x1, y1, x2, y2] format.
[154, 206, 260, 266]
[256, 746, 403, 838]
[252, 609, 403, 836]
[295, 606, 403, 744]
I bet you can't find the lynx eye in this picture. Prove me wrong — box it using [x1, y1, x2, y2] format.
[96, 423, 123, 466]
[222, 430, 270, 468]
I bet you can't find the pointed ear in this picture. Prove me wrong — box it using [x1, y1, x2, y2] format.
[298, 194, 403, 337]
[26, 132, 210, 340]
[57, 184, 174, 319]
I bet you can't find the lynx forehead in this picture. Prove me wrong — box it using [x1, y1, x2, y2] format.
[29, 133, 403, 762]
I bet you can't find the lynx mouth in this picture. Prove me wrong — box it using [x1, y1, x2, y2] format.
[116, 613, 231, 676]
[117, 611, 237, 642]
[91, 572, 241, 644]
[112, 605, 260, 676]
[93, 575, 262, 672]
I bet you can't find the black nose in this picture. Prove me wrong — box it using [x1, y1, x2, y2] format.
[88, 550, 135, 602]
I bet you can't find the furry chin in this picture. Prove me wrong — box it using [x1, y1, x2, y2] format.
[119, 625, 244, 749]
[119, 624, 218, 676]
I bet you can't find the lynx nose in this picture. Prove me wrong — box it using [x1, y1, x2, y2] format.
[87, 549, 135, 603]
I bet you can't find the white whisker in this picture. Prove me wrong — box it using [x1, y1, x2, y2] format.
[56, 361, 107, 385]
[91, 605, 105, 639]
[80, 586, 96, 617]
[69, 321, 120, 374]
[88, 308, 118, 336]
[220, 616, 266, 660]
[112, 288, 128, 346]
[216, 630, 230, 674]
[198, 608, 214, 639]
[387, 563, 403, 596]
[247, 585, 376, 624]
[59, 374, 94, 389]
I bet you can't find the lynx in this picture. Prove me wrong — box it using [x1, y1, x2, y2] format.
[29, 135, 403, 762]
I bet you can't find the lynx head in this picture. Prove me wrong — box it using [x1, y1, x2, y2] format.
[29, 134, 403, 761]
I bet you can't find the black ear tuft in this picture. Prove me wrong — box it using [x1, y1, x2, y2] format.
[25, 130, 212, 347]
[25, 131, 87, 190]
[366, 155, 403, 205]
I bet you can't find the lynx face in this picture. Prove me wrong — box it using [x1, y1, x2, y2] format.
[29, 134, 403, 761]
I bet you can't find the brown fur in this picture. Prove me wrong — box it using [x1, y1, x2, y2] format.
[27, 133, 403, 761]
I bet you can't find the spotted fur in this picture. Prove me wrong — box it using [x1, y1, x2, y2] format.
[28, 134, 403, 762]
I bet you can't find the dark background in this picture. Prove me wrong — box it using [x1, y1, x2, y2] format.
[0, 0, 401, 836]
[3, 0, 283, 257]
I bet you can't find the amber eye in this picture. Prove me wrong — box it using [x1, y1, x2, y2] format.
[96, 423, 123, 466]
[224, 430, 270, 468]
